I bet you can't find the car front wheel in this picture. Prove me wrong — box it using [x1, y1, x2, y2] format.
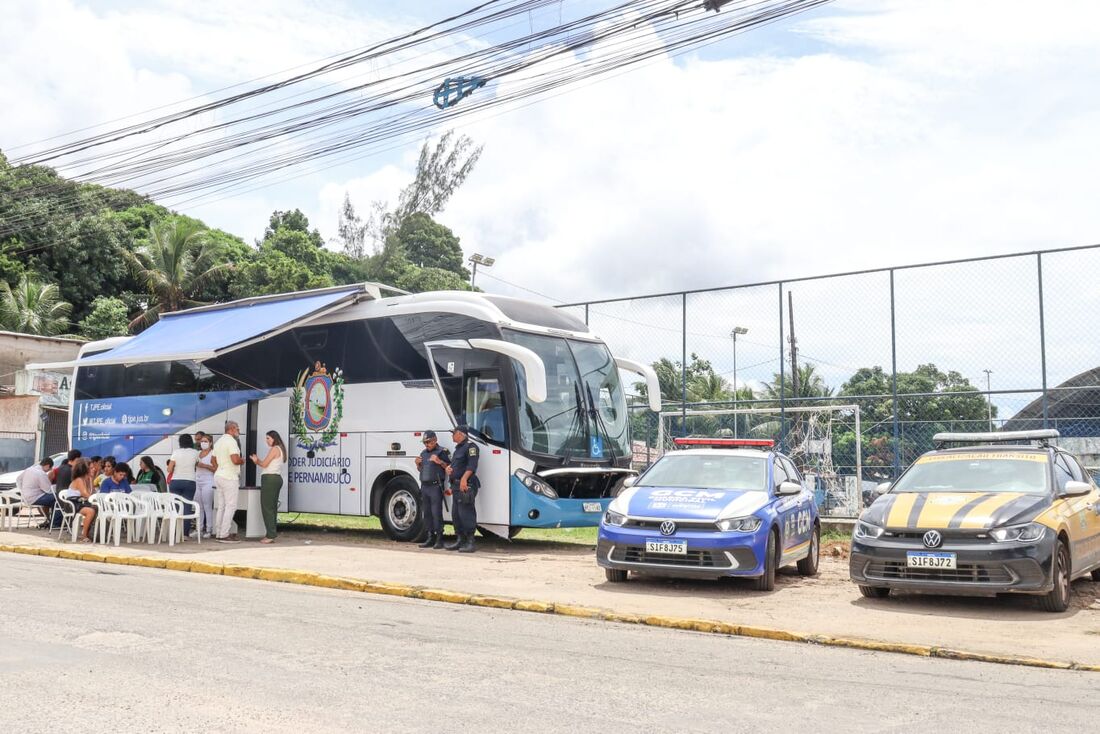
[797, 524, 820, 576]
[752, 529, 778, 591]
[1038, 540, 1071, 613]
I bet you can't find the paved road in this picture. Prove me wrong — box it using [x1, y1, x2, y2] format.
[2, 555, 1098, 733]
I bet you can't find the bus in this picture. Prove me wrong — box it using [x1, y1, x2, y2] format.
[59, 284, 660, 540]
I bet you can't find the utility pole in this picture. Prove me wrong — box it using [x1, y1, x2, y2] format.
[787, 291, 799, 399]
[731, 327, 748, 438]
[983, 369, 994, 431]
[468, 253, 495, 289]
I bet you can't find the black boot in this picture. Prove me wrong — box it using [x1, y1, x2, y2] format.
[458, 534, 476, 553]
[418, 534, 436, 548]
[433, 534, 445, 549]
[444, 535, 462, 551]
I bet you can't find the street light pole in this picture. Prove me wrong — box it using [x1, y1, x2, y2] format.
[731, 327, 748, 438]
[983, 369, 994, 431]
[468, 253, 495, 289]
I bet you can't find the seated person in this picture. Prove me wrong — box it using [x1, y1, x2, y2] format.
[17, 457, 56, 527]
[98, 462, 134, 494]
[136, 456, 167, 493]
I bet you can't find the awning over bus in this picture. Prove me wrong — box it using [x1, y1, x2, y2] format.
[79, 285, 373, 366]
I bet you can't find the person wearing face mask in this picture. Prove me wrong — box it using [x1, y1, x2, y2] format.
[194, 432, 216, 538]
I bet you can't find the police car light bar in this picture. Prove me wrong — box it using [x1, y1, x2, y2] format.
[932, 429, 1060, 449]
[673, 438, 775, 448]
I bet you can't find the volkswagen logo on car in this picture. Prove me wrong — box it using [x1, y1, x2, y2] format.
[922, 530, 943, 549]
[659, 520, 676, 536]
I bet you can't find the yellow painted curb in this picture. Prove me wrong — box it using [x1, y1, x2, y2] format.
[468, 595, 516, 610]
[5, 544, 1097, 674]
[420, 589, 473, 604]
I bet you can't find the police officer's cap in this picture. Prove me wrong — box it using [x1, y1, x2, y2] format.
[453, 424, 471, 436]
[422, 430, 437, 442]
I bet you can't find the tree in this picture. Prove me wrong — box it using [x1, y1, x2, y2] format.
[367, 131, 483, 246]
[761, 363, 834, 400]
[335, 193, 367, 259]
[78, 296, 130, 340]
[0, 275, 72, 336]
[392, 212, 468, 276]
[126, 218, 232, 328]
[264, 209, 324, 247]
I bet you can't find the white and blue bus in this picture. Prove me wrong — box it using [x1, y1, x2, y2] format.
[59, 284, 659, 540]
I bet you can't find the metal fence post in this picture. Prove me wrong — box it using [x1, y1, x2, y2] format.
[1037, 253, 1049, 428]
[584, 303, 589, 326]
[890, 269, 900, 477]
[681, 292, 688, 437]
[778, 282, 786, 452]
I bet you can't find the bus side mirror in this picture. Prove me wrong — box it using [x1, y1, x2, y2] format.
[876, 482, 892, 495]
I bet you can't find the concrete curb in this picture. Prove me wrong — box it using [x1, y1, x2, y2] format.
[4, 543, 1097, 673]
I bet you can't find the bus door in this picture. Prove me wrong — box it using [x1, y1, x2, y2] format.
[253, 395, 290, 509]
[425, 340, 547, 536]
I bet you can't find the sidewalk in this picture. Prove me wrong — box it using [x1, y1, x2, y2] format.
[3, 525, 1098, 667]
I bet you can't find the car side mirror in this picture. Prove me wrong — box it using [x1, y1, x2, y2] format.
[1062, 480, 1091, 498]
[876, 482, 892, 495]
[622, 476, 637, 489]
[776, 481, 802, 496]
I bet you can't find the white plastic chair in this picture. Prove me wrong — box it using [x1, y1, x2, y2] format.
[109, 495, 147, 546]
[169, 494, 202, 546]
[54, 491, 84, 542]
[91, 494, 117, 544]
[0, 490, 18, 530]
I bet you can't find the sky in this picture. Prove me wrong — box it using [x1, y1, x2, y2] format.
[3, 0, 1100, 405]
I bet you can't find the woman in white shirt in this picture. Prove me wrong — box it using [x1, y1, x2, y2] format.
[250, 430, 286, 544]
[167, 434, 200, 538]
[194, 432, 216, 538]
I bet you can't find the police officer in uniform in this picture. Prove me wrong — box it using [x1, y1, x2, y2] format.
[444, 425, 479, 553]
[415, 430, 450, 549]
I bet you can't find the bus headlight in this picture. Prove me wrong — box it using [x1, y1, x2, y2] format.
[515, 468, 558, 499]
[990, 523, 1046, 543]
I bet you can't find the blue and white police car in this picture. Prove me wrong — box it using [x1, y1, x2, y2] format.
[597, 438, 820, 590]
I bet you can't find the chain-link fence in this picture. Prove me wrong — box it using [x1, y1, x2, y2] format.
[563, 245, 1100, 517]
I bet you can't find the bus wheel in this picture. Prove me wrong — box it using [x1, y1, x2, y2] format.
[379, 476, 424, 542]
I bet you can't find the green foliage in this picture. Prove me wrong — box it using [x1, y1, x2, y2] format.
[79, 296, 131, 340]
[265, 209, 324, 248]
[126, 217, 232, 327]
[392, 212, 469, 277]
[0, 275, 72, 336]
[761, 363, 834, 400]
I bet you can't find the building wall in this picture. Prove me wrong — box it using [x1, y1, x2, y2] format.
[0, 396, 41, 474]
[0, 331, 82, 389]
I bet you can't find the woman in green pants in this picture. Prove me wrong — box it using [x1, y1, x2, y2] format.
[250, 431, 287, 544]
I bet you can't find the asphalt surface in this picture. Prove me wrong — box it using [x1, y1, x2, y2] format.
[2, 555, 1099, 733]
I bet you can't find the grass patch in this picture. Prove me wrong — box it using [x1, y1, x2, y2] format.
[278, 512, 599, 545]
[822, 529, 852, 544]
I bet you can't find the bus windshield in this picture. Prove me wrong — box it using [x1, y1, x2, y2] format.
[503, 330, 629, 461]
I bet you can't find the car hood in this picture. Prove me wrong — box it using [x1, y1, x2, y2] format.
[862, 491, 1052, 530]
[624, 486, 770, 521]
[0, 469, 22, 485]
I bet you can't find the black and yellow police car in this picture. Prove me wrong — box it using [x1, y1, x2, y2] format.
[850, 430, 1100, 612]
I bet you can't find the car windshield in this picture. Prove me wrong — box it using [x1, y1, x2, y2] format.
[638, 454, 768, 491]
[503, 330, 629, 460]
[892, 452, 1050, 495]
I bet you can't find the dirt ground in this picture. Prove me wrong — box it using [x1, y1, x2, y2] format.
[3, 524, 1098, 666]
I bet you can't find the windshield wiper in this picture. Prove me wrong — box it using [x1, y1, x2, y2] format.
[586, 383, 618, 466]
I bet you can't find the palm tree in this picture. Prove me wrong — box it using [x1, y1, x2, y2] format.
[761, 363, 834, 400]
[126, 218, 231, 328]
[0, 275, 72, 336]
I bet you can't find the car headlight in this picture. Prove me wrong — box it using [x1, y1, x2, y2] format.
[854, 521, 885, 539]
[717, 516, 762, 532]
[990, 522, 1046, 543]
[603, 510, 627, 527]
[514, 468, 558, 499]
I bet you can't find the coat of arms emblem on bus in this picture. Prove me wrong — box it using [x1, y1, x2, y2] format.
[291, 361, 345, 453]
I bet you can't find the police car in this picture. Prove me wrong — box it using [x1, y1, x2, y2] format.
[597, 438, 819, 590]
[850, 430, 1100, 612]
